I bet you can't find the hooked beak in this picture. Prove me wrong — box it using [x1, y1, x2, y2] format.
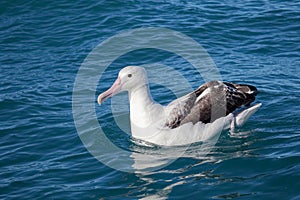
[97, 77, 122, 105]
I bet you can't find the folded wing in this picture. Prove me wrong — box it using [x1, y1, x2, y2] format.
[164, 81, 258, 129]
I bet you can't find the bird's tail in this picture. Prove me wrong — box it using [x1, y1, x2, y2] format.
[230, 103, 262, 130]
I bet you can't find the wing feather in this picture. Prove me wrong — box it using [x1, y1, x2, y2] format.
[164, 81, 258, 129]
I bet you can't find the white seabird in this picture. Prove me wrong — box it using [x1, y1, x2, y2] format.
[97, 66, 262, 146]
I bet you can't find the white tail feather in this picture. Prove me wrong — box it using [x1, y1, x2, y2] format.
[230, 103, 262, 130]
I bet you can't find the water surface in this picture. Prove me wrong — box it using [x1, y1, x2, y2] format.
[1, 0, 299, 199]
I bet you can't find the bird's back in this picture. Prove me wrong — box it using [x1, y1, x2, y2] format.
[165, 81, 258, 128]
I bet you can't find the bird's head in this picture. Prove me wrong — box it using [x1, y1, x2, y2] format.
[97, 66, 148, 105]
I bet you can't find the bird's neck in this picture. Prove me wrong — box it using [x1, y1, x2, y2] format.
[128, 84, 162, 128]
[129, 84, 153, 106]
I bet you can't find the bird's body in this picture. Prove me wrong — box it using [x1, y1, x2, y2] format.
[98, 66, 261, 146]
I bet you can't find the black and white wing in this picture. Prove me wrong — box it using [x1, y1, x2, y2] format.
[164, 81, 258, 129]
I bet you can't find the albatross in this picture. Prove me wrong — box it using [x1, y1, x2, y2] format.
[97, 66, 261, 146]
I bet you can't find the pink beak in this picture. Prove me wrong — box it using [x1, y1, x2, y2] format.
[97, 77, 122, 105]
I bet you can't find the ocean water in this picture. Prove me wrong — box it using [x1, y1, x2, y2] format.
[1, 0, 300, 199]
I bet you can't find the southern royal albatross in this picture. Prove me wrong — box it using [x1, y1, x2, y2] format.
[97, 66, 261, 146]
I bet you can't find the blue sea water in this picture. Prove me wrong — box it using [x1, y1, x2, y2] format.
[1, 0, 300, 199]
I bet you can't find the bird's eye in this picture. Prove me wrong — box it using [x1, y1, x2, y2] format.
[128, 74, 132, 78]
